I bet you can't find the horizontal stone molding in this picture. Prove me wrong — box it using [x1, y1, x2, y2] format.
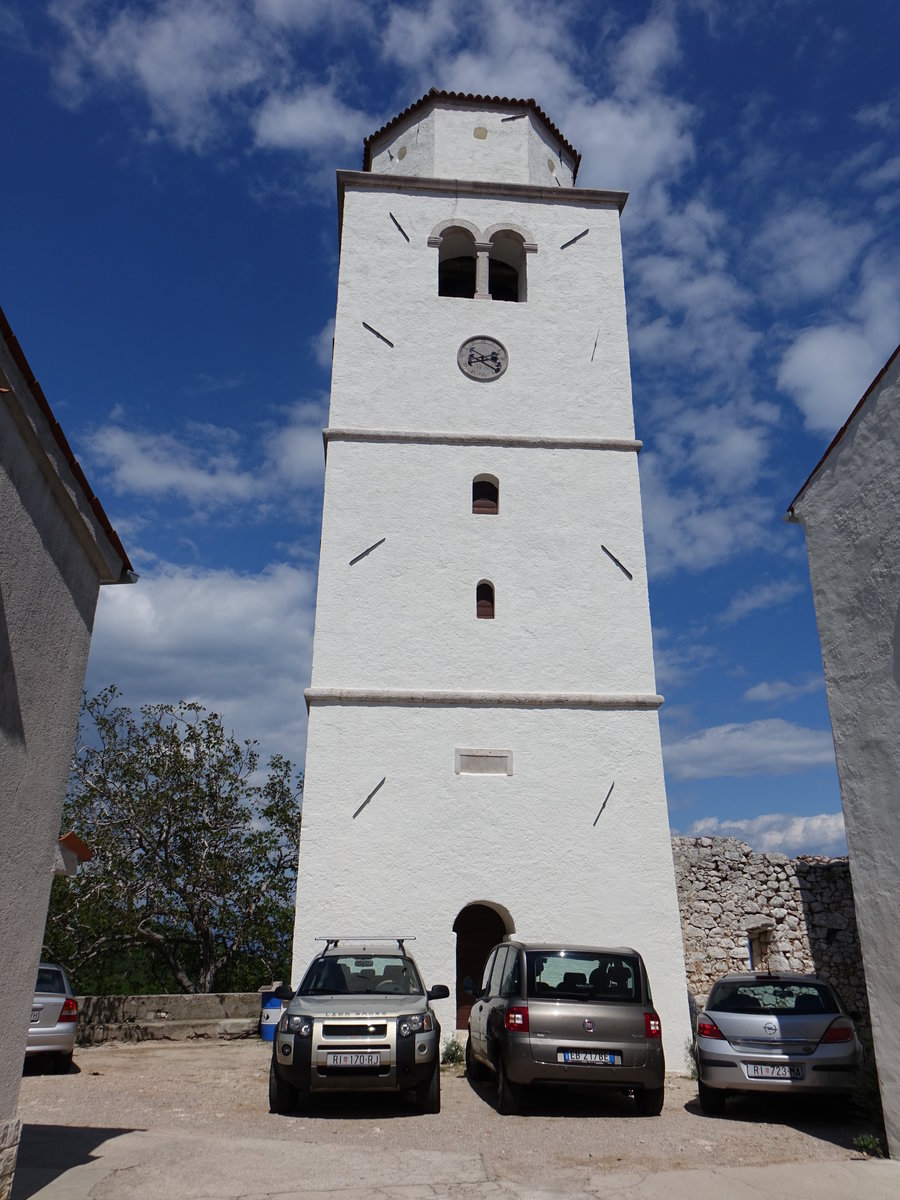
[324, 427, 642, 453]
[337, 168, 628, 212]
[306, 687, 663, 710]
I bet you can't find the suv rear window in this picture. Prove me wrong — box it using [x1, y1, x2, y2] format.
[708, 981, 839, 1015]
[526, 952, 639, 1002]
[299, 954, 423, 996]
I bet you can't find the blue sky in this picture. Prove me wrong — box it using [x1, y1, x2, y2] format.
[4, 0, 899, 856]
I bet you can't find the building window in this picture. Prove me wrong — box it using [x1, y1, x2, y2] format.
[476, 580, 495, 619]
[472, 475, 499, 514]
[488, 231, 527, 303]
[438, 227, 477, 298]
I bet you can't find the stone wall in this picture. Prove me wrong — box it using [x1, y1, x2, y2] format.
[76, 992, 261, 1044]
[672, 836, 869, 1032]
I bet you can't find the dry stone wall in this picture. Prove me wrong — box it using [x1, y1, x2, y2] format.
[672, 836, 869, 1033]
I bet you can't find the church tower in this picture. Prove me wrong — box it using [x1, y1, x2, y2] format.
[292, 90, 690, 1062]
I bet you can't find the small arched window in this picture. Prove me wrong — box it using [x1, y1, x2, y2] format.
[489, 232, 527, 303]
[476, 581, 495, 619]
[472, 475, 499, 514]
[438, 227, 477, 298]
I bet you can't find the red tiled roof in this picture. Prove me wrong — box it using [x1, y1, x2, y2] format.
[0, 304, 133, 576]
[362, 88, 582, 180]
[787, 340, 900, 515]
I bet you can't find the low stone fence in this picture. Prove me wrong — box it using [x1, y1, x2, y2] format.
[76, 992, 261, 1044]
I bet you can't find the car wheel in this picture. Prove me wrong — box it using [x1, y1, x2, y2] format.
[634, 1085, 664, 1116]
[496, 1056, 522, 1115]
[416, 1061, 441, 1114]
[465, 1034, 489, 1082]
[697, 1080, 727, 1116]
[268, 1059, 298, 1114]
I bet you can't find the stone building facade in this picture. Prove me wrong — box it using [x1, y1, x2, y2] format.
[672, 837, 867, 1031]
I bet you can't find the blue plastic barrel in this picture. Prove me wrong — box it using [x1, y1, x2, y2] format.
[260, 993, 282, 1041]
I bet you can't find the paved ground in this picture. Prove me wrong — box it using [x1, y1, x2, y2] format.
[12, 1039, 898, 1198]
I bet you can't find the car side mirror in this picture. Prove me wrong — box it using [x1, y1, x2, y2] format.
[462, 976, 475, 997]
[428, 984, 450, 1001]
[273, 985, 294, 1003]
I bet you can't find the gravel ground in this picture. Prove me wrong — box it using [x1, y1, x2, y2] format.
[16, 1039, 880, 1192]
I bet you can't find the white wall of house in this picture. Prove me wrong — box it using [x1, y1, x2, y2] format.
[0, 330, 128, 1199]
[293, 97, 691, 1068]
[790, 345, 900, 1156]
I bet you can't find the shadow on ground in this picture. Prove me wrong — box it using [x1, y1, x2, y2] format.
[683, 1091, 881, 1152]
[12, 1125, 137, 1200]
[466, 1074, 650, 1118]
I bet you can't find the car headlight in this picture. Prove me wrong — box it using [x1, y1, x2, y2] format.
[280, 1013, 312, 1037]
[398, 1012, 434, 1037]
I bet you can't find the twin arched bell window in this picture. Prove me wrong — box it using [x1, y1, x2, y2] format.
[430, 222, 536, 303]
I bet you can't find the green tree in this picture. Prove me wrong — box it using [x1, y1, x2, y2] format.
[44, 687, 303, 995]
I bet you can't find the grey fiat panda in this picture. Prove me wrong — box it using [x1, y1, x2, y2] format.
[465, 940, 665, 1114]
[269, 937, 449, 1114]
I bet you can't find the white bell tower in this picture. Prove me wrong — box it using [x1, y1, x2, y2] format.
[292, 89, 690, 1063]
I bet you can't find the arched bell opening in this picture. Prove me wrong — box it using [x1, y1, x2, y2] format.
[438, 228, 477, 298]
[452, 902, 514, 1030]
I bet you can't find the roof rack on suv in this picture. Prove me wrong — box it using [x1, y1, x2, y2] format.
[315, 936, 416, 952]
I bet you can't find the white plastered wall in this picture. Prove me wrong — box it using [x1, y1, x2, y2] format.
[791, 349, 900, 1156]
[368, 102, 576, 188]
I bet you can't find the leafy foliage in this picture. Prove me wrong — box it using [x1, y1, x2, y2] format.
[44, 687, 303, 995]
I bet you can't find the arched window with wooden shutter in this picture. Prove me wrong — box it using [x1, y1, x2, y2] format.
[472, 475, 499, 514]
[476, 580, 495, 619]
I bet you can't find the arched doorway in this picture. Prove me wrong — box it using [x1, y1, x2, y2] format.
[453, 903, 511, 1029]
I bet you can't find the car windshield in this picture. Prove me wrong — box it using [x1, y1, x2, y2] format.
[298, 954, 423, 996]
[526, 952, 640, 1002]
[708, 981, 840, 1016]
[35, 967, 66, 995]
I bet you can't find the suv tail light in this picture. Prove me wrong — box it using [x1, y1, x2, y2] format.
[505, 1006, 529, 1033]
[644, 1011, 661, 1039]
[821, 1020, 853, 1043]
[59, 998, 78, 1023]
[696, 1019, 723, 1040]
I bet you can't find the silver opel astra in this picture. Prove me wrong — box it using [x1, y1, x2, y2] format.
[694, 972, 862, 1115]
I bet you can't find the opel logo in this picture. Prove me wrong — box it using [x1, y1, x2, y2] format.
[583, 1019, 594, 1033]
[764, 1021, 777, 1035]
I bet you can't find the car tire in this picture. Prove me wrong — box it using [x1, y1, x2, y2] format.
[268, 1059, 298, 1115]
[697, 1080, 727, 1116]
[496, 1056, 522, 1115]
[634, 1085, 664, 1116]
[416, 1061, 441, 1114]
[465, 1034, 489, 1082]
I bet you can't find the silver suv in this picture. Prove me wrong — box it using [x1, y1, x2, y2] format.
[465, 940, 665, 1115]
[269, 938, 450, 1114]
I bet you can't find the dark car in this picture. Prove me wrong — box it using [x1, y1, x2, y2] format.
[694, 971, 863, 1115]
[269, 937, 450, 1114]
[465, 939, 665, 1115]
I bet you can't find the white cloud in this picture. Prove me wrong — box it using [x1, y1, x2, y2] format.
[683, 812, 847, 857]
[777, 254, 900, 434]
[49, 0, 275, 151]
[719, 579, 804, 625]
[663, 718, 835, 780]
[86, 561, 316, 768]
[744, 675, 823, 703]
[753, 204, 872, 301]
[253, 83, 375, 153]
[84, 399, 326, 511]
[380, 0, 462, 64]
